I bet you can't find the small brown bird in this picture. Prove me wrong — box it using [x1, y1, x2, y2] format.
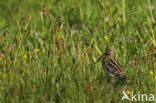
[94, 46, 128, 81]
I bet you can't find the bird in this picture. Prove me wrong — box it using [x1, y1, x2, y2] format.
[94, 46, 128, 81]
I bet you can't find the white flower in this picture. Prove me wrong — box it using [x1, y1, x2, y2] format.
[105, 17, 109, 22]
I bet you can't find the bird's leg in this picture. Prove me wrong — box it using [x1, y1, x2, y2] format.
[114, 79, 127, 88]
[105, 75, 110, 83]
[113, 79, 119, 87]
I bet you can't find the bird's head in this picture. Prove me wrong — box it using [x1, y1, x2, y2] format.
[105, 46, 114, 57]
[94, 46, 114, 64]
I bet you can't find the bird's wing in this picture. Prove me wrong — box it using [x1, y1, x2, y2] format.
[106, 58, 127, 80]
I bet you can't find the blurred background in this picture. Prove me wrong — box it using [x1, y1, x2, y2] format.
[0, 0, 155, 102]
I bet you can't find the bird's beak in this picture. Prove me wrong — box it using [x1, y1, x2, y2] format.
[94, 53, 105, 64]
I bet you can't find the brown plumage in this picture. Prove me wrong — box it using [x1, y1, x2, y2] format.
[95, 46, 128, 81]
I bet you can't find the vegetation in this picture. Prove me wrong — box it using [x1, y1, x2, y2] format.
[0, 0, 155, 102]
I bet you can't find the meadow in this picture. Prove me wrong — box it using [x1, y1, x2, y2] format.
[0, 0, 156, 102]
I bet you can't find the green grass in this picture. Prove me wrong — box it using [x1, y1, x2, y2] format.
[0, 0, 156, 102]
